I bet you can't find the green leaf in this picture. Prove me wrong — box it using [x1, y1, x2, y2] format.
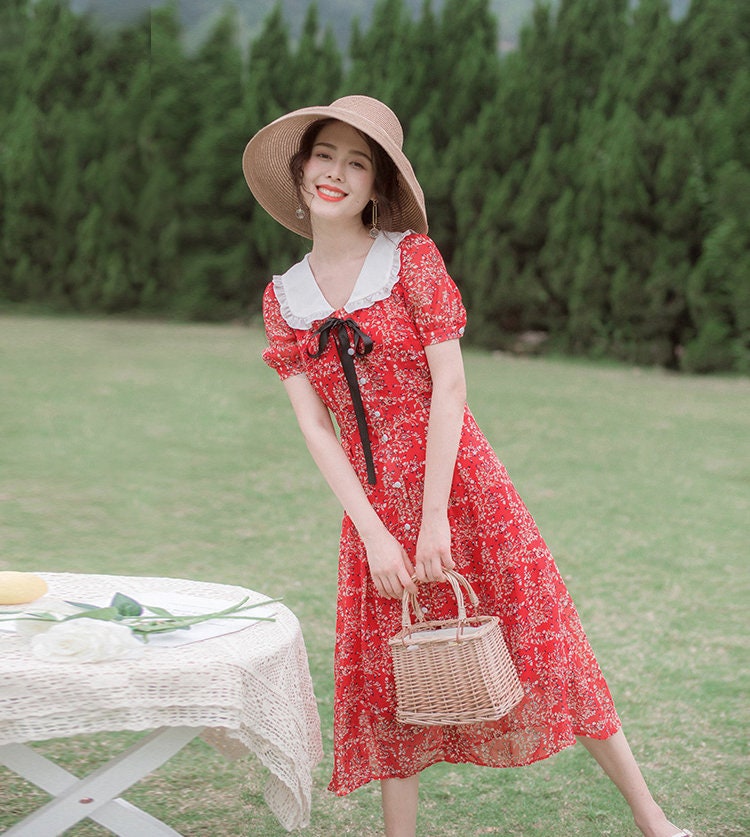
[0, 613, 59, 623]
[142, 604, 174, 617]
[62, 607, 121, 622]
[111, 592, 143, 617]
[64, 600, 100, 611]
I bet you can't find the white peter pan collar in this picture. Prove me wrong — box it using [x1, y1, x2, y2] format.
[272, 230, 413, 330]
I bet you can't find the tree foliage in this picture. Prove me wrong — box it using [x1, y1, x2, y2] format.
[1, 0, 747, 372]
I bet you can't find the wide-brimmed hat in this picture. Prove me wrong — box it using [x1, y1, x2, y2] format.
[242, 95, 428, 239]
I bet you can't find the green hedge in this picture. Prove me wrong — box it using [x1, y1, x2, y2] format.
[1, 0, 748, 372]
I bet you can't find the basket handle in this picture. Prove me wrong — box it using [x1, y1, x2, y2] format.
[401, 569, 480, 629]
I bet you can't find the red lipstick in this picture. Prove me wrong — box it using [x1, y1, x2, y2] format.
[316, 185, 347, 202]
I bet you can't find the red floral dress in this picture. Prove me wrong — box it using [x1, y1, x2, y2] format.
[262, 232, 621, 796]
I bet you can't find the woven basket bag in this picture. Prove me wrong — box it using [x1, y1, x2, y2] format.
[389, 569, 524, 726]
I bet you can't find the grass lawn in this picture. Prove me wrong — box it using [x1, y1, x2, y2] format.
[0, 314, 747, 836]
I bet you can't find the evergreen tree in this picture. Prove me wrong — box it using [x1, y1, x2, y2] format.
[178, 7, 251, 319]
[426, 0, 500, 151]
[390, 0, 439, 133]
[0, 0, 28, 118]
[1, 95, 55, 302]
[415, 0, 501, 260]
[290, 4, 342, 108]
[243, 4, 308, 298]
[245, 2, 294, 124]
[596, 0, 681, 120]
[344, 0, 414, 107]
[724, 68, 750, 169]
[72, 22, 155, 312]
[547, 0, 628, 147]
[1, 0, 104, 306]
[450, 14, 552, 272]
[0, 0, 31, 286]
[16, 0, 99, 112]
[456, 160, 529, 345]
[567, 234, 610, 355]
[684, 161, 750, 372]
[597, 104, 654, 359]
[538, 185, 578, 336]
[677, 0, 750, 116]
[137, 2, 197, 310]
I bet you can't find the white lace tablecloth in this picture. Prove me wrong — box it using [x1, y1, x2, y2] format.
[0, 573, 323, 832]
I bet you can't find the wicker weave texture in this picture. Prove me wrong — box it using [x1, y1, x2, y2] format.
[389, 571, 524, 726]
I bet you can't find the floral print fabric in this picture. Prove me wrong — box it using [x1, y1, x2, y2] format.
[263, 233, 621, 796]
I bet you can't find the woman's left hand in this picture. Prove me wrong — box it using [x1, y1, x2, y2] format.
[415, 513, 455, 583]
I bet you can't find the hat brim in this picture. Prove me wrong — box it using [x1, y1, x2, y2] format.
[242, 103, 428, 240]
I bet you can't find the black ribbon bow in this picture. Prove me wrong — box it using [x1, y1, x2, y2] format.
[309, 317, 377, 485]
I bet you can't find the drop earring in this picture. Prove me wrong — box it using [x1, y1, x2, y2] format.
[295, 205, 305, 220]
[369, 199, 379, 239]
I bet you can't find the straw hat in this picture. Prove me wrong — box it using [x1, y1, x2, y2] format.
[242, 95, 428, 239]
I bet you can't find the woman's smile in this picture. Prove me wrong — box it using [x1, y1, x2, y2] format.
[316, 184, 348, 201]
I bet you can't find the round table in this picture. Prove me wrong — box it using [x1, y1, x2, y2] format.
[0, 573, 323, 835]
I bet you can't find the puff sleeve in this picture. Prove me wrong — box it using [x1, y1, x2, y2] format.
[262, 282, 305, 380]
[397, 234, 467, 346]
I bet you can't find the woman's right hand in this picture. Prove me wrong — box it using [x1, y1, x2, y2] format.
[362, 529, 417, 599]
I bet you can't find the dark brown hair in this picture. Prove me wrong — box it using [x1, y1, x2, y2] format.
[289, 119, 400, 228]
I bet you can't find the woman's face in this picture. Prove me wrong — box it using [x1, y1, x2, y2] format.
[301, 121, 376, 227]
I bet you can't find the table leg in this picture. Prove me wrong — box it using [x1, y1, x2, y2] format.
[0, 726, 203, 837]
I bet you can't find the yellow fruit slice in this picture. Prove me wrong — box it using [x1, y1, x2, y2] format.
[0, 571, 49, 605]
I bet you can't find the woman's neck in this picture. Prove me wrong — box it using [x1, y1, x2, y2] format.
[309, 219, 373, 264]
[307, 221, 377, 310]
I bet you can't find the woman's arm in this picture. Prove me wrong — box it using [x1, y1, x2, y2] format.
[282, 373, 416, 599]
[415, 339, 467, 582]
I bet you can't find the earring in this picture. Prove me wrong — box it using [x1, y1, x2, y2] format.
[295, 205, 305, 220]
[369, 199, 379, 239]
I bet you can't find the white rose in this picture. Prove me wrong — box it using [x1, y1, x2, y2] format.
[30, 619, 143, 663]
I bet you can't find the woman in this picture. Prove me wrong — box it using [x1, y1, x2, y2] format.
[243, 96, 691, 837]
